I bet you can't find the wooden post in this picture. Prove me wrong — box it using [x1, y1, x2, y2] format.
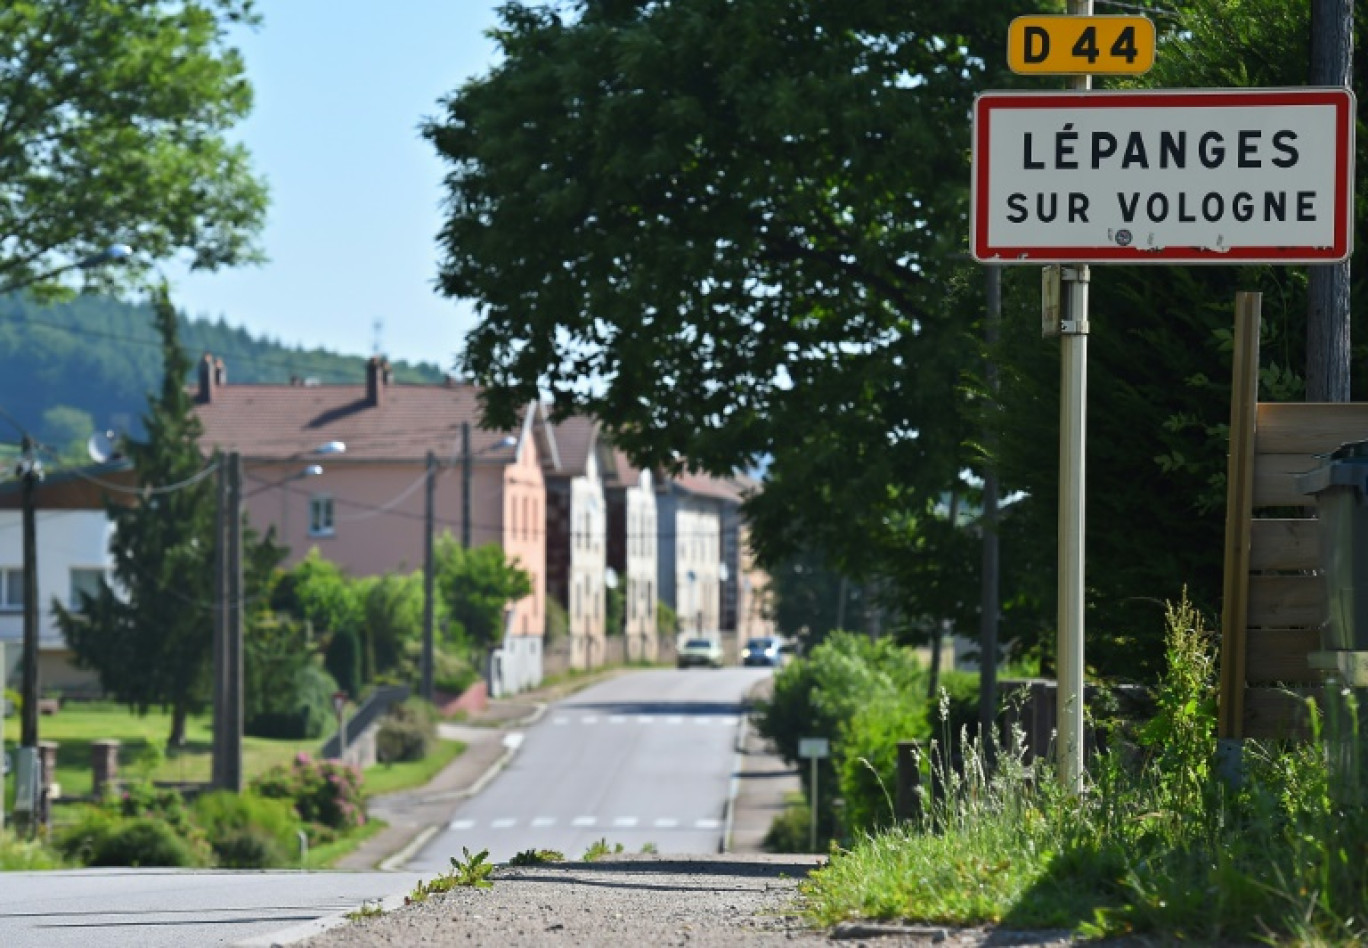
[1219, 294, 1261, 742]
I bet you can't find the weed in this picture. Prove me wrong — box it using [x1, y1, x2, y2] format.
[581, 838, 624, 862]
[407, 846, 495, 903]
[345, 901, 385, 921]
[639, 842, 657, 854]
[509, 848, 565, 866]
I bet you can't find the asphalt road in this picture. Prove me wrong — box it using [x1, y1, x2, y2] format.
[0, 868, 424, 948]
[408, 667, 771, 869]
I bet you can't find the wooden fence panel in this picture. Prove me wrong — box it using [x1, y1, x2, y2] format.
[1248, 519, 1319, 571]
[1244, 628, 1321, 684]
[1256, 402, 1368, 455]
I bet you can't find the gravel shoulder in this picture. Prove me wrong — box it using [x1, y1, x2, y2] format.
[295, 854, 1094, 948]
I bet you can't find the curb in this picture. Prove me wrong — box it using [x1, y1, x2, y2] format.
[234, 888, 416, 947]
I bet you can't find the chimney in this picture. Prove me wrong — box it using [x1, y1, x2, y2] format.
[198, 353, 217, 403]
[366, 356, 390, 406]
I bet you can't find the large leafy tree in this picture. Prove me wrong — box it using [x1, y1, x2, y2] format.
[426, 0, 1032, 630]
[56, 288, 278, 744]
[426, 0, 1017, 471]
[434, 537, 532, 654]
[0, 0, 266, 292]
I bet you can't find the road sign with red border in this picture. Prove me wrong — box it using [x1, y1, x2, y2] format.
[971, 88, 1355, 264]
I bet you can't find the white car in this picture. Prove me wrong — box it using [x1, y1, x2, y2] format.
[677, 637, 724, 669]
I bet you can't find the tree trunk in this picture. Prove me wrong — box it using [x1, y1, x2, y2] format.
[168, 703, 188, 748]
[1306, 0, 1353, 401]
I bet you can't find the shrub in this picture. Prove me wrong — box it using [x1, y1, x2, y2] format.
[192, 790, 299, 868]
[325, 627, 362, 702]
[59, 813, 208, 868]
[433, 648, 480, 695]
[247, 663, 339, 739]
[251, 753, 366, 833]
[0, 830, 64, 870]
[376, 700, 435, 763]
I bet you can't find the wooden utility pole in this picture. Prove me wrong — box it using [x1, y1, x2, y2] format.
[212, 452, 244, 792]
[422, 450, 437, 702]
[1306, 0, 1353, 402]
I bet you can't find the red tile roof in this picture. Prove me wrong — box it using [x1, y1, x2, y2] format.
[193, 374, 523, 464]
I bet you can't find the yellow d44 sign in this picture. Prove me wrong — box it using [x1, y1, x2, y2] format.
[1008, 16, 1155, 75]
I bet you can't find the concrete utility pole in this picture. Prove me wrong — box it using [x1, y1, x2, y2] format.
[1306, 0, 1353, 402]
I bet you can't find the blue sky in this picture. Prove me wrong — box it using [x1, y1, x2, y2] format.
[168, 2, 504, 371]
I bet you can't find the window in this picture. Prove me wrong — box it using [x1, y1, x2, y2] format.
[1, 567, 23, 611]
[69, 568, 107, 610]
[309, 495, 335, 537]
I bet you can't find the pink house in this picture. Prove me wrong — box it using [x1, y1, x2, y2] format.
[192, 355, 558, 694]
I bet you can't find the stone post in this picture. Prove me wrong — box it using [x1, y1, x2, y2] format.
[91, 739, 121, 799]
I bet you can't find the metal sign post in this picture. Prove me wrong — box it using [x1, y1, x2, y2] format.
[798, 737, 830, 852]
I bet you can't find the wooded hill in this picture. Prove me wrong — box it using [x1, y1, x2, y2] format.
[0, 292, 447, 461]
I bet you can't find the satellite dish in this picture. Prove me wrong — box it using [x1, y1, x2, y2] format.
[604, 567, 619, 590]
[87, 430, 116, 463]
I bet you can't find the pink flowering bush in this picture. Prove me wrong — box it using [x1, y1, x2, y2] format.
[250, 752, 366, 835]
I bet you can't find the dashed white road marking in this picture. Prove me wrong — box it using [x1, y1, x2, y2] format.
[612, 817, 639, 828]
[531, 817, 556, 828]
[449, 819, 475, 830]
[491, 818, 517, 829]
[552, 716, 570, 725]
[582, 716, 599, 725]
[694, 818, 721, 829]
[653, 818, 678, 828]
[571, 816, 597, 827]
[667, 716, 684, 725]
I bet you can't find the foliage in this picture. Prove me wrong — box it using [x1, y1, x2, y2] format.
[433, 647, 480, 696]
[655, 600, 676, 638]
[325, 627, 362, 701]
[0, 830, 65, 870]
[802, 595, 1368, 944]
[762, 794, 813, 855]
[433, 537, 532, 652]
[605, 584, 624, 637]
[58, 814, 210, 868]
[345, 901, 386, 921]
[408, 847, 494, 902]
[246, 614, 338, 739]
[191, 790, 298, 868]
[376, 699, 435, 764]
[251, 752, 366, 837]
[54, 288, 281, 745]
[581, 838, 624, 862]
[0, 0, 266, 294]
[509, 848, 564, 866]
[357, 571, 426, 682]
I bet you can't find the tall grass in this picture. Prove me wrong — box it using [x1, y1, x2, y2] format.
[802, 595, 1368, 943]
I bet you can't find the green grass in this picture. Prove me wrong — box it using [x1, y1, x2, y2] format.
[798, 596, 1368, 944]
[305, 818, 387, 869]
[4, 708, 318, 801]
[361, 739, 465, 797]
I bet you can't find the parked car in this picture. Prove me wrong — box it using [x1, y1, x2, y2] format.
[741, 636, 788, 667]
[677, 637, 724, 669]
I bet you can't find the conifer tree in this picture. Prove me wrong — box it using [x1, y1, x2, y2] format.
[59, 287, 222, 745]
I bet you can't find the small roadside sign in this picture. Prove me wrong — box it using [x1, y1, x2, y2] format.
[1008, 16, 1155, 75]
[798, 737, 830, 760]
[971, 88, 1356, 264]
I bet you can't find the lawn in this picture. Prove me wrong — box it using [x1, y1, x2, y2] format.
[4, 706, 467, 803]
[362, 738, 465, 797]
[3, 707, 316, 801]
